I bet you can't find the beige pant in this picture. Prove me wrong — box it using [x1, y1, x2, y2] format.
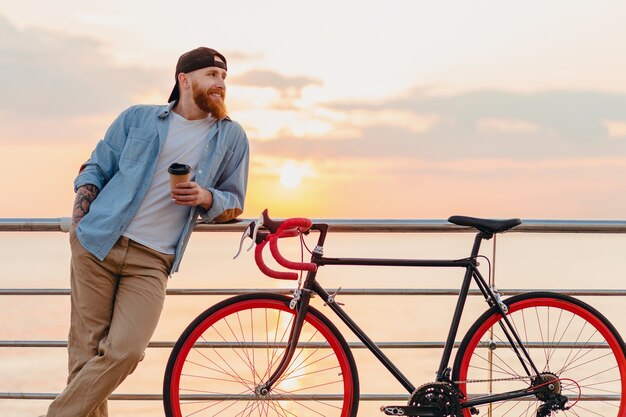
[46, 233, 173, 417]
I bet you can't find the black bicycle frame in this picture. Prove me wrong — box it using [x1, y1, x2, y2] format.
[263, 226, 544, 407]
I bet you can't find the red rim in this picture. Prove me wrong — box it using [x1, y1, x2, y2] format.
[168, 298, 355, 417]
[457, 297, 626, 416]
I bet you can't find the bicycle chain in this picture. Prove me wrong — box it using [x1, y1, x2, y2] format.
[454, 375, 531, 384]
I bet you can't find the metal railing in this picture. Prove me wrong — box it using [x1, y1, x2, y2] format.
[3, 217, 626, 233]
[1, 217, 625, 405]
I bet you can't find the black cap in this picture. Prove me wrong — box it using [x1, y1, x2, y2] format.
[168, 47, 227, 103]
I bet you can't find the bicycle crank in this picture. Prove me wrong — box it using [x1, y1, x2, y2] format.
[382, 381, 465, 416]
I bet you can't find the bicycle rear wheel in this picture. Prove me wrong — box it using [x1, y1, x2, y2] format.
[453, 292, 626, 416]
[163, 293, 359, 417]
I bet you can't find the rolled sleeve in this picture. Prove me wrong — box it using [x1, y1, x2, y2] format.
[199, 128, 250, 223]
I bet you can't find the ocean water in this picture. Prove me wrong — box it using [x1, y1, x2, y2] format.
[1, 230, 625, 416]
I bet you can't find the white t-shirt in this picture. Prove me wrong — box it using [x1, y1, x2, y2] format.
[123, 112, 215, 254]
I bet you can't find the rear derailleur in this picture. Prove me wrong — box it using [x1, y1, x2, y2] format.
[536, 394, 569, 417]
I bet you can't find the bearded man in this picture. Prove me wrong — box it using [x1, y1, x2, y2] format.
[43, 47, 249, 417]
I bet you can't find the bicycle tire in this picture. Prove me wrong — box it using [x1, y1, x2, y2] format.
[163, 293, 359, 417]
[452, 292, 626, 417]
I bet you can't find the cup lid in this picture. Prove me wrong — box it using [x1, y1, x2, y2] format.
[168, 163, 191, 175]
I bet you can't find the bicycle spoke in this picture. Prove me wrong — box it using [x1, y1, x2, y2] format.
[164, 295, 356, 417]
[191, 336, 253, 389]
[454, 294, 624, 417]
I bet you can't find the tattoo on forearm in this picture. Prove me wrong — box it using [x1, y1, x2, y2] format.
[72, 184, 99, 226]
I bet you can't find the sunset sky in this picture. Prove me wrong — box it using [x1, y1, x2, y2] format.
[2, 1, 626, 219]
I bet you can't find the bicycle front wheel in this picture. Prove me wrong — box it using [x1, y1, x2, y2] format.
[164, 293, 359, 417]
[453, 292, 626, 417]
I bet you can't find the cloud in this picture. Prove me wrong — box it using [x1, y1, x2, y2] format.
[223, 51, 264, 61]
[0, 14, 167, 118]
[476, 118, 539, 134]
[330, 88, 626, 142]
[604, 120, 626, 139]
[231, 69, 322, 98]
[344, 110, 439, 135]
[252, 88, 626, 161]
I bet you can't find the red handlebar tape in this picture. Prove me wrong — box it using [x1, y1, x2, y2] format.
[255, 239, 298, 280]
[254, 216, 317, 280]
[269, 235, 317, 272]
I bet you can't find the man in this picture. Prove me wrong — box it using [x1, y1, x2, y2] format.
[44, 47, 249, 417]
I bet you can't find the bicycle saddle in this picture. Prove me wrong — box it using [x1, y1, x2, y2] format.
[448, 215, 522, 234]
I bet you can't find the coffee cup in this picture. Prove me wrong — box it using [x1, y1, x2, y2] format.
[168, 163, 191, 190]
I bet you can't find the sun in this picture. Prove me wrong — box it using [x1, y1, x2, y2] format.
[280, 161, 306, 188]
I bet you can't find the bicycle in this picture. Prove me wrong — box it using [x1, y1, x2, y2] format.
[163, 210, 626, 417]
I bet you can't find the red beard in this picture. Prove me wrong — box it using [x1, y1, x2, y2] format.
[192, 84, 228, 119]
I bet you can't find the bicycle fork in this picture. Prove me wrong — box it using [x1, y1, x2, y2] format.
[255, 287, 314, 396]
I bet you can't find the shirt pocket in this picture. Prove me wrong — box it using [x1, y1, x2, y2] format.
[207, 147, 234, 184]
[121, 127, 156, 163]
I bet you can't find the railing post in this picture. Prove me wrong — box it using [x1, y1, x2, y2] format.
[488, 234, 497, 416]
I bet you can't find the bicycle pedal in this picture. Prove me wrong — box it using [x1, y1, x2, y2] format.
[380, 405, 440, 416]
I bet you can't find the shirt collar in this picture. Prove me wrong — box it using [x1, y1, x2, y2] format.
[158, 102, 177, 119]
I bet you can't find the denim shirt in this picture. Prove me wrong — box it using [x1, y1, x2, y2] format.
[74, 102, 249, 274]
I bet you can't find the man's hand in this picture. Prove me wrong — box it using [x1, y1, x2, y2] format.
[171, 182, 213, 210]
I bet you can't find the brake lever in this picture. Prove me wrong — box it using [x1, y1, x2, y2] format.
[233, 222, 254, 259]
[246, 213, 265, 252]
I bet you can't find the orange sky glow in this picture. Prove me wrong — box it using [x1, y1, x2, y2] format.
[1, 1, 626, 220]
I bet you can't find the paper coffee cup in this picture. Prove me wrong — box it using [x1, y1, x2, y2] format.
[168, 163, 191, 190]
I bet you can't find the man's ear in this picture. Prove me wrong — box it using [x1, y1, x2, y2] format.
[178, 72, 191, 89]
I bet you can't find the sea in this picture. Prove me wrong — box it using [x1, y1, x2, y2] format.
[1, 230, 625, 416]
